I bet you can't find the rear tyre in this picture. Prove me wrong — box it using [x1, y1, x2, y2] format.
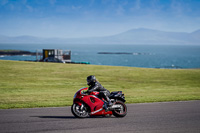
[112, 100, 127, 117]
[71, 103, 89, 118]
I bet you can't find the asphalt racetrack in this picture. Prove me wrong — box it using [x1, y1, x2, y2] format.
[0, 101, 200, 133]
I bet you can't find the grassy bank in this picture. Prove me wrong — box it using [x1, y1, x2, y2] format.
[0, 60, 200, 109]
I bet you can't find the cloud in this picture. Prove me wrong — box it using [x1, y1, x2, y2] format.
[0, 0, 200, 38]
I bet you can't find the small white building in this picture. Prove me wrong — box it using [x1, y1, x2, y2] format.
[42, 49, 71, 63]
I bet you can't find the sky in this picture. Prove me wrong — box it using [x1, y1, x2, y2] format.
[0, 0, 200, 38]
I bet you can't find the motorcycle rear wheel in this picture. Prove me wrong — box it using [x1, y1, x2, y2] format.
[112, 100, 127, 117]
[71, 103, 89, 118]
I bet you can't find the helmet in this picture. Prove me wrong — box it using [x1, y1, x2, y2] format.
[87, 75, 96, 85]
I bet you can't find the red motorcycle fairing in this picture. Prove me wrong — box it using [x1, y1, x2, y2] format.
[73, 87, 112, 116]
[90, 91, 99, 96]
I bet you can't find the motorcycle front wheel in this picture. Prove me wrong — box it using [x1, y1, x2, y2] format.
[112, 100, 127, 117]
[71, 103, 89, 118]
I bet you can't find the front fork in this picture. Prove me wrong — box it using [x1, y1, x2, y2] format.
[80, 103, 84, 111]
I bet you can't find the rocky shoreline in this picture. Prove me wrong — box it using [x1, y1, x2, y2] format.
[97, 52, 153, 55]
[0, 50, 39, 56]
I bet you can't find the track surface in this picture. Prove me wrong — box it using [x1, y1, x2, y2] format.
[0, 101, 200, 133]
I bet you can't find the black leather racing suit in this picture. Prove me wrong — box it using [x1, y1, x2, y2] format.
[87, 81, 111, 103]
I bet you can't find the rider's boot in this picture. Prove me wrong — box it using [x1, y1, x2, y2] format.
[103, 102, 108, 112]
[108, 100, 112, 107]
[106, 97, 113, 107]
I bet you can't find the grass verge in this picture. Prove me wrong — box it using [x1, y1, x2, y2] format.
[0, 60, 200, 109]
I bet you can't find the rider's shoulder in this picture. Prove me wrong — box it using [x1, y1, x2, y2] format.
[95, 81, 101, 85]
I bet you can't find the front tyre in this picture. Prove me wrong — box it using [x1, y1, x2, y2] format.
[112, 100, 127, 117]
[71, 103, 89, 118]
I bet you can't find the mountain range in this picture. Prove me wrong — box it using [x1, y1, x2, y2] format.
[0, 28, 200, 45]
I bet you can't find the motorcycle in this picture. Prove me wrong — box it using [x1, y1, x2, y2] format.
[71, 87, 127, 118]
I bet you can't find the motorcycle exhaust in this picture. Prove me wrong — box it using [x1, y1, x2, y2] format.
[110, 105, 122, 110]
[91, 108, 103, 115]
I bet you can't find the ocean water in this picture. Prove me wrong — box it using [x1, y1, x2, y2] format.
[0, 44, 200, 68]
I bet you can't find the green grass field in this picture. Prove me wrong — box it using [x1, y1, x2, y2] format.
[0, 60, 200, 109]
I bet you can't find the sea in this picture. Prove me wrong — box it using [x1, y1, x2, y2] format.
[0, 44, 200, 69]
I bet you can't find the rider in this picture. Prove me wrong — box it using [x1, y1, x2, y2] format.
[86, 75, 112, 107]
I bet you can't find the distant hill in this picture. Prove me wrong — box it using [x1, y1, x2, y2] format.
[0, 28, 200, 45]
[101, 28, 200, 45]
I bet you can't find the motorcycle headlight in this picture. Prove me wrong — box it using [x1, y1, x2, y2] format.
[73, 93, 77, 99]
